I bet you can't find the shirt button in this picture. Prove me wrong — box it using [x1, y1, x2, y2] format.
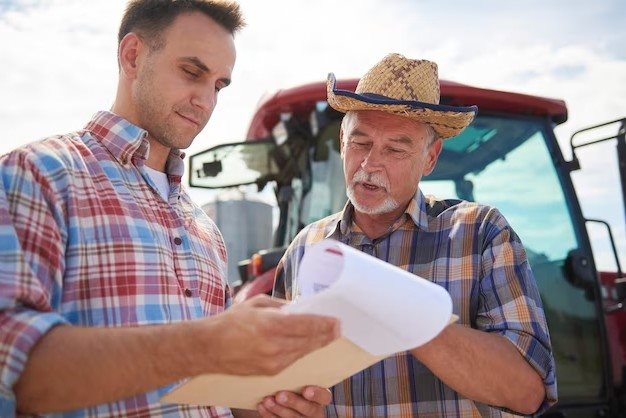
[174, 237, 183, 245]
[184, 288, 193, 297]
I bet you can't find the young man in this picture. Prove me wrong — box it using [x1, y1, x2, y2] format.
[0, 1, 338, 417]
[274, 53, 557, 417]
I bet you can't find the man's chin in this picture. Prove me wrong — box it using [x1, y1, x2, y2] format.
[177, 138, 196, 150]
[168, 131, 199, 150]
[348, 188, 396, 214]
[352, 199, 398, 216]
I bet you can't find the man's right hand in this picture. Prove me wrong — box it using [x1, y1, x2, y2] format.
[196, 295, 340, 376]
[14, 295, 339, 414]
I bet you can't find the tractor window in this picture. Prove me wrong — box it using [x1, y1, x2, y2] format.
[300, 119, 347, 225]
[422, 115, 605, 403]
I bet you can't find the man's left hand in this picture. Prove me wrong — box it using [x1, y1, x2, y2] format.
[257, 386, 330, 417]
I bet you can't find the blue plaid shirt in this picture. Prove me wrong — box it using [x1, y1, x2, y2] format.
[0, 112, 232, 417]
[274, 191, 557, 417]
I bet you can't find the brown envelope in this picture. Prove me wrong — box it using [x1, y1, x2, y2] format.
[161, 315, 458, 409]
[161, 337, 384, 409]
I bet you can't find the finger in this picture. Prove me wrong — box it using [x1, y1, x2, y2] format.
[273, 313, 340, 340]
[257, 402, 279, 418]
[247, 294, 285, 308]
[275, 391, 322, 417]
[263, 395, 304, 418]
[270, 298, 289, 305]
[271, 328, 342, 368]
[302, 386, 332, 406]
[269, 335, 336, 370]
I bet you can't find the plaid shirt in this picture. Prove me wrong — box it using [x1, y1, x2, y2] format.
[274, 191, 557, 417]
[0, 112, 232, 418]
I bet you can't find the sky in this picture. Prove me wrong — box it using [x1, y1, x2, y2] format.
[0, 0, 625, 270]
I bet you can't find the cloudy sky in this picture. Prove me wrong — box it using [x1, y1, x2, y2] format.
[1, 0, 625, 269]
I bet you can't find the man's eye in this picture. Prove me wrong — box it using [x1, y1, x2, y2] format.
[389, 148, 403, 153]
[183, 68, 199, 79]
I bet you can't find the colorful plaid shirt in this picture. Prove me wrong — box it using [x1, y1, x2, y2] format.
[0, 111, 232, 418]
[274, 191, 557, 417]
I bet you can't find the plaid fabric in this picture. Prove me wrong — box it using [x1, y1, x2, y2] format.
[0, 112, 232, 418]
[274, 191, 557, 417]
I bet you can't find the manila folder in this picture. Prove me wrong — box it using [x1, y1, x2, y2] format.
[160, 337, 385, 409]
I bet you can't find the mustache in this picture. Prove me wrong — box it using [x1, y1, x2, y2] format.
[352, 169, 389, 189]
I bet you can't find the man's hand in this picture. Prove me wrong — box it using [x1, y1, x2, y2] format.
[199, 295, 340, 376]
[257, 386, 331, 418]
[14, 295, 338, 414]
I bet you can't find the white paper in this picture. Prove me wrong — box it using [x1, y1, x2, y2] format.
[284, 239, 452, 356]
[161, 239, 455, 408]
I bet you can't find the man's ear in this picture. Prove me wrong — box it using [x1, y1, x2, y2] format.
[118, 32, 145, 80]
[423, 139, 443, 176]
[339, 128, 345, 157]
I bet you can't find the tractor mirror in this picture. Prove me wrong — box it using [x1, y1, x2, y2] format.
[188, 139, 279, 189]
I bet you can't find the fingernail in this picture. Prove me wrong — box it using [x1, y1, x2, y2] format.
[304, 387, 314, 399]
[264, 398, 275, 408]
[277, 392, 288, 403]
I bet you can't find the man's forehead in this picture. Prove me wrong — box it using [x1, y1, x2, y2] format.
[162, 12, 236, 68]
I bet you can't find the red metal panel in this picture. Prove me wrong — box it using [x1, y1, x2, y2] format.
[599, 271, 626, 385]
[246, 79, 568, 139]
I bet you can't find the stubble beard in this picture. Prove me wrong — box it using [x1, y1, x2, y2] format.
[134, 66, 199, 150]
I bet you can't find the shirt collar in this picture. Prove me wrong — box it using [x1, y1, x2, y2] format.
[324, 188, 430, 239]
[406, 189, 430, 231]
[83, 111, 186, 178]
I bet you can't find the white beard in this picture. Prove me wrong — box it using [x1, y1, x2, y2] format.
[346, 168, 400, 215]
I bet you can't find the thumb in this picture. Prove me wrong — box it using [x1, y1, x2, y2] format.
[303, 386, 332, 406]
[246, 294, 289, 309]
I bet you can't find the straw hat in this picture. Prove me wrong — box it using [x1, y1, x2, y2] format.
[327, 53, 478, 139]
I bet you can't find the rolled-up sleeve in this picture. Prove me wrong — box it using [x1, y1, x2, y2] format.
[0, 151, 69, 413]
[477, 209, 557, 414]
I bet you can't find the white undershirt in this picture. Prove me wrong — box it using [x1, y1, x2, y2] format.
[144, 166, 170, 200]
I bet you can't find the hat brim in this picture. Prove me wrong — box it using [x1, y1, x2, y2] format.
[326, 73, 478, 139]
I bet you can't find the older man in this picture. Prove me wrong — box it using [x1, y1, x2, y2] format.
[274, 53, 557, 417]
[0, 1, 338, 417]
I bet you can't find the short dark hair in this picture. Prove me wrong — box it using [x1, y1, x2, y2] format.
[118, 0, 245, 50]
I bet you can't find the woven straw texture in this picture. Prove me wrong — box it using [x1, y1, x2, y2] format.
[327, 53, 477, 139]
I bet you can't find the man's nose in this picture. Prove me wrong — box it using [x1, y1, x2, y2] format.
[361, 148, 384, 171]
[191, 87, 216, 112]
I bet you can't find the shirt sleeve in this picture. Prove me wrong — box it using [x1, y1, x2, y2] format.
[272, 232, 308, 301]
[224, 283, 233, 309]
[272, 256, 288, 300]
[273, 247, 296, 301]
[476, 208, 557, 414]
[0, 150, 69, 413]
